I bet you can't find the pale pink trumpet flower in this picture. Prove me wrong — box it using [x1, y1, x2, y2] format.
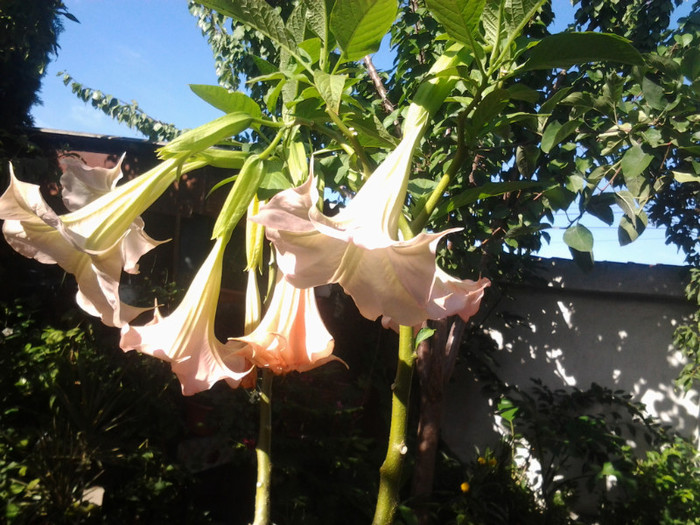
[120, 236, 252, 395]
[229, 273, 339, 375]
[251, 128, 490, 328]
[0, 156, 197, 326]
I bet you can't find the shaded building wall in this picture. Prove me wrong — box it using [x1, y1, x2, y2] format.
[442, 258, 698, 460]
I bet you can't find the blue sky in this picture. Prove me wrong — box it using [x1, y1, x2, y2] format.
[31, 1, 693, 266]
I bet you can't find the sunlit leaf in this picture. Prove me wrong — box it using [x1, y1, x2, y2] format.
[330, 0, 397, 61]
[673, 171, 700, 184]
[199, 0, 298, 55]
[189, 85, 261, 119]
[424, 0, 486, 44]
[621, 145, 653, 180]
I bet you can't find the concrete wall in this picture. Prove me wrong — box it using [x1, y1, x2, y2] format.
[443, 258, 698, 459]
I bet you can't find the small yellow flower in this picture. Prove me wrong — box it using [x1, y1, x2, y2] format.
[460, 481, 470, 493]
[477, 456, 487, 465]
[488, 458, 497, 467]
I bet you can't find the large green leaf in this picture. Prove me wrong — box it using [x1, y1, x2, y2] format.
[199, 0, 298, 54]
[466, 88, 509, 140]
[522, 32, 644, 71]
[189, 85, 261, 119]
[330, 0, 397, 61]
[286, 2, 307, 43]
[614, 190, 640, 220]
[563, 223, 593, 253]
[621, 145, 653, 180]
[585, 193, 616, 226]
[424, 0, 485, 45]
[673, 171, 700, 184]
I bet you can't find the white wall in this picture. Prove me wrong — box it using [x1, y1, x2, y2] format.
[443, 258, 698, 459]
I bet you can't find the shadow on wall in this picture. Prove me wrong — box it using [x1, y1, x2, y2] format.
[443, 258, 698, 459]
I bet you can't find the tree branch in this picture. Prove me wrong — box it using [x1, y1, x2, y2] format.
[363, 55, 395, 114]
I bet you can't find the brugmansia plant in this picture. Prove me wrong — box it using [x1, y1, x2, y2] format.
[2, 0, 699, 523]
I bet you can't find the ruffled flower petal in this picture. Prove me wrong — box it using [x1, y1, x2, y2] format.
[60, 154, 125, 211]
[120, 237, 252, 395]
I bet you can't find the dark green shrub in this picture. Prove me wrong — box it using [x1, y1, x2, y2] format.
[0, 301, 213, 523]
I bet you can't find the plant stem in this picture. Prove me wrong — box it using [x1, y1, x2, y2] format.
[372, 325, 416, 525]
[253, 369, 273, 525]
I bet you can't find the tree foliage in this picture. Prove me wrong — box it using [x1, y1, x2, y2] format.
[0, 0, 76, 130]
[58, 72, 181, 142]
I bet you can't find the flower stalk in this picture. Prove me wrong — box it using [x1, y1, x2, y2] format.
[253, 369, 274, 525]
[372, 325, 416, 525]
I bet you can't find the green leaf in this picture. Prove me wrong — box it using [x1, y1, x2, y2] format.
[621, 145, 653, 180]
[614, 190, 639, 219]
[516, 144, 540, 177]
[673, 171, 700, 184]
[303, 0, 332, 44]
[483, 0, 545, 50]
[346, 111, 399, 148]
[199, 0, 298, 54]
[313, 70, 347, 113]
[641, 76, 666, 110]
[497, 398, 518, 423]
[424, 0, 486, 45]
[286, 2, 307, 43]
[212, 155, 266, 239]
[507, 83, 540, 103]
[522, 32, 644, 71]
[541, 119, 581, 153]
[189, 85, 262, 119]
[160, 112, 252, 158]
[539, 86, 573, 117]
[466, 88, 509, 140]
[258, 162, 293, 200]
[585, 193, 616, 226]
[298, 37, 323, 65]
[681, 46, 700, 81]
[618, 212, 647, 246]
[569, 246, 594, 272]
[563, 224, 593, 253]
[415, 327, 436, 348]
[330, 0, 397, 61]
